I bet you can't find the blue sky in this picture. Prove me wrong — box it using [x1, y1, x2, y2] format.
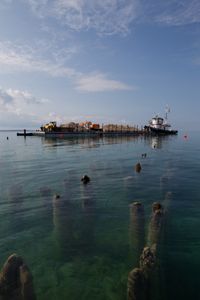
[0, 0, 200, 130]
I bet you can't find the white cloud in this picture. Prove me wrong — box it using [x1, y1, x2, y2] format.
[3, 0, 200, 30]
[75, 73, 133, 92]
[141, 0, 200, 26]
[0, 87, 48, 115]
[25, 0, 139, 36]
[6, 89, 48, 104]
[24, 0, 200, 32]
[156, 1, 200, 26]
[0, 41, 77, 78]
[0, 41, 134, 92]
[23, 0, 48, 18]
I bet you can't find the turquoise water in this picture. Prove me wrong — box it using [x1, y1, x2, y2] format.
[0, 131, 200, 299]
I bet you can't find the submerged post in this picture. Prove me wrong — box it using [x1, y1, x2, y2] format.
[129, 202, 145, 264]
[127, 268, 146, 300]
[128, 202, 165, 300]
[0, 253, 36, 300]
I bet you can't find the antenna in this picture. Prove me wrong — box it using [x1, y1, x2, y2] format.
[165, 105, 170, 120]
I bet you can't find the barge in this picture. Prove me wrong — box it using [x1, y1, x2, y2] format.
[17, 112, 178, 138]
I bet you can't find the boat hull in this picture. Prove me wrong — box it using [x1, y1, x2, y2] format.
[43, 131, 140, 138]
[148, 126, 178, 135]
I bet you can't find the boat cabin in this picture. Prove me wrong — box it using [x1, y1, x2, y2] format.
[149, 116, 165, 129]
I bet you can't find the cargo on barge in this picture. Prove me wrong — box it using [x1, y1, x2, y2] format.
[38, 121, 142, 137]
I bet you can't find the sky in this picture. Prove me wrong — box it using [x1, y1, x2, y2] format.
[0, 0, 200, 130]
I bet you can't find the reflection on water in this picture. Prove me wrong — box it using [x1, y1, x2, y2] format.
[151, 136, 163, 149]
[41, 135, 144, 148]
[143, 134, 178, 149]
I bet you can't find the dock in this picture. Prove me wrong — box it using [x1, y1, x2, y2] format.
[17, 130, 44, 137]
[17, 132, 33, 136]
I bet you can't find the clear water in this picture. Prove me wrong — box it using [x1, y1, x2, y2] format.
[0, 131, 200, 299]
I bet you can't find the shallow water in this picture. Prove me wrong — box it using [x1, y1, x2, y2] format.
[0, 131, 200, 299]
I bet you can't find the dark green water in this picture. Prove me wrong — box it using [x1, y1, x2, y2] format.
[0, 131, 199, 299]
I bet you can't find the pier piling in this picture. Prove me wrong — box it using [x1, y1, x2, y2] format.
[0, 254, 36, 300]
[135, 163, 142, 173]
[128, 202, 165, 300]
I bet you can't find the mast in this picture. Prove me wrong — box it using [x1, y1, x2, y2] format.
[165, 105, 170, 121]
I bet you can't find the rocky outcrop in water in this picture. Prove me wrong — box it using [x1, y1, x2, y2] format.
[0, 254, 36, 300]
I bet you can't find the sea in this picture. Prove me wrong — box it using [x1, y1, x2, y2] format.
[0, 131, 199, 300]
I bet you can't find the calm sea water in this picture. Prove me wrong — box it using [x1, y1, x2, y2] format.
[0, 131, 200, 299]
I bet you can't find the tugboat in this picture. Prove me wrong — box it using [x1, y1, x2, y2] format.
[144, 107, 178, 135]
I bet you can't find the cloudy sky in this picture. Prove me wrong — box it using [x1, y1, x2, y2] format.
[0, 0, 200, 129]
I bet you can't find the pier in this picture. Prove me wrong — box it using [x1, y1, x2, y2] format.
[17, 129, 33, 136]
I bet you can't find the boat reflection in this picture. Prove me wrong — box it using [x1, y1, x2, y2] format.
[144, 135, 177, 149]
[151, 136, 163, 149]
[41, 135, 144, 149]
